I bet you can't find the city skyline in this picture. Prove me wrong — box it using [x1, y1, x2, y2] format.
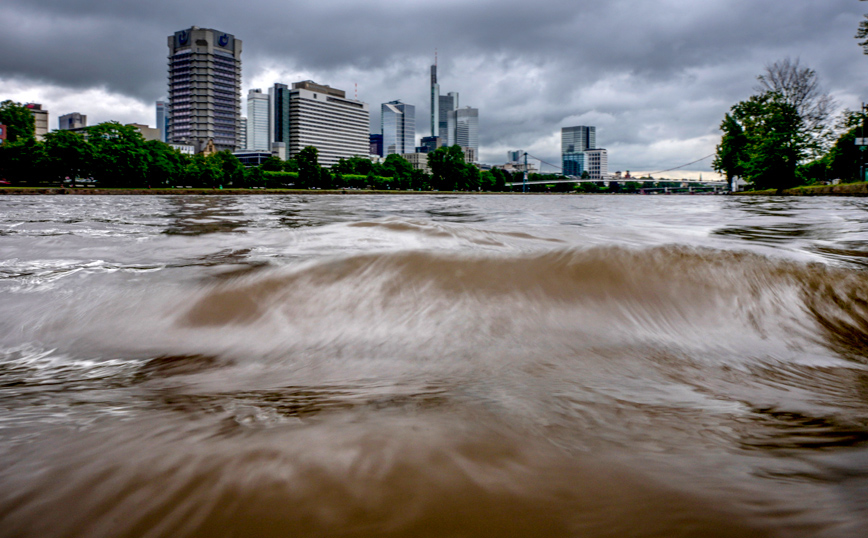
[1, 1, 867, 175]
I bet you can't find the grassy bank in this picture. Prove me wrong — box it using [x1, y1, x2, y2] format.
[734, 182, 868, 197]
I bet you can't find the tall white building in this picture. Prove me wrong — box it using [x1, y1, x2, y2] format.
[381, 100, 415, 156]
[584, 148, 608, 181]
[26, 104, 48, 140]
[246, 89, 271, 151]
[287, 80, 369, 167]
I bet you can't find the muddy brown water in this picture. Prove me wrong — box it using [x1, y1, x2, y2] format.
[1, 194, 868, 537]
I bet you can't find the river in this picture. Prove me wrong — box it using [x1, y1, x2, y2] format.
[1, 194, 867, 537]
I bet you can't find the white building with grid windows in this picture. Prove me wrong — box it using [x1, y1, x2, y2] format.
[286, 81, 370, 167]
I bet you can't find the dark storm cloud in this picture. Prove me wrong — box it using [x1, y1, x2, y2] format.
[1, 0, 866, 171]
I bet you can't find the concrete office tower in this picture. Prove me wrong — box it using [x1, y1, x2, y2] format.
[584, 148, 608, 181]
[26, 104, 48, 140]
[167, 26, 242, 152]
[247, 89, 271, 151]
[155, 102, 168, 142]
[59, 112, 87, 131]
[287, 80, 369, 167]
[269, 83, 291, 149]
[381, 100, 415, 156]
[561, 125, 595, 176]
[450, 106, 478, 158]
[507, 150, 523, 163]
[238, 117, 247, 150]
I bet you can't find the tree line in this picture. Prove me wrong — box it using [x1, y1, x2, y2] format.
[0, 100, 562, 192]
[713, 56, 867, 191]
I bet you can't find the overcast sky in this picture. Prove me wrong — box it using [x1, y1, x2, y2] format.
[2, 0, 867, 176]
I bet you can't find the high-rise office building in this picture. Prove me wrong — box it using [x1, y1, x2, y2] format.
[370, 134, 384, 157]
[507, 150, 523, 163]
[439, 92, 458, 144]
[429, 56, 460, 144]
[381, 100, 415, 156]
[430, 64, 439, 138]
[285, 80, 369, 167]
[450, 106, 478, 158]
[59, 112, 87, 131]
[269, 83, 291, 149]
[420, 136, 442, 153]
[167, 26, 242, 152]
[584, 148, 608, 180]
[238, 117, 247, 150]
[26, 104, 48, 140]
[561, 125, 595, 176]
[247, 89, 270, 151]
[155, 102, 168, 142]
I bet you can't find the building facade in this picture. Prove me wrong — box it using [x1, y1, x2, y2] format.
[269, 83, 291, 150]
[155, 102, 168, 142]
[59, 112, 86, 131]
[370, 134, 383, 157]
[167, 26, 242, 152]
[381, 100, 415, 156]
[402, 152, 431, 174]
[507, 149, 523, 163]
[562, 152, 585, 176]
[246, 89, 270, 151]
[439, 92, 458, 144]
[583, 148, 608, 181]
[561, 125, 596, 176]
[286, 81, 369, 167]
[430, 64, 439, 138]
[451, 106, 478, 157]
[238, 116, 247, 150]
[420, 136, 442, 153]
[26, 104, 48, 141]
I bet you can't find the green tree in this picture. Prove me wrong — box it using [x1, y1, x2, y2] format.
[821, 109, 868, 182]
[427, 145, 465, 190]
[42, 129, 93, 182]
[87, 122, 148, 187]
[0, 138, 46, 184]
[296, 146, 320, 188]
[0, 100, 36, 144]
[712, 113, 749, 189]
[383, 154, 414, 189]
[858, 0, 868, 53]
[260, 155, 284, 172]
[144, 140, 186, 186]
[211, 150, 245, 187]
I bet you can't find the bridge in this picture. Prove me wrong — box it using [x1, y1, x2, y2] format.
[504, 153, 728, 192]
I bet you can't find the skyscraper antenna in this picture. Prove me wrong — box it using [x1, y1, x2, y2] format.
[435, 49, 438, 66]
[354, 82, 358, 100]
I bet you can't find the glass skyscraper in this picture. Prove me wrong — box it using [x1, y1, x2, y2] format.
[270, 83, 291, 149]
[451, 106, 478, 157]
[381, 100, 415, 156]
[246, 89, 270, 151]
[561, 126, 596, 176]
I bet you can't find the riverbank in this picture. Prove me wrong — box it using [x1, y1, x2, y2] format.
[734, 181, 868, 196]
[0, 187, 514, 195]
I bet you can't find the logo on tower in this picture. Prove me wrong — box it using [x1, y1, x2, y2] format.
[218, 34, 229, 47]
[178, 30, 189, 45]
